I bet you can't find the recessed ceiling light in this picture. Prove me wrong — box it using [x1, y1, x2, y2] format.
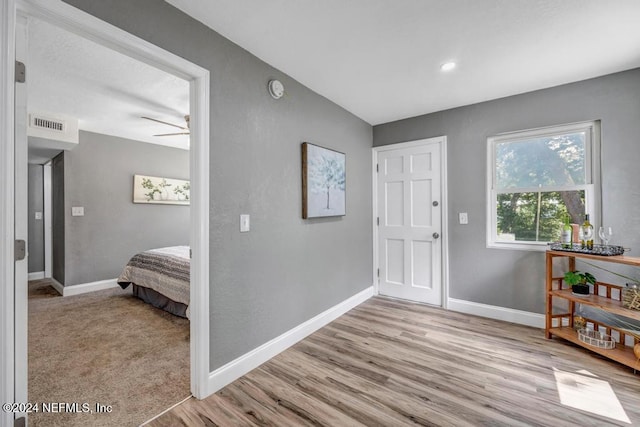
[440, 62, 456, 72]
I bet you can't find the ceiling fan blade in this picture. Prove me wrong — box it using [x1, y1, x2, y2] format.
[142, 116, 188, 130]
[153, 132, 191, 137]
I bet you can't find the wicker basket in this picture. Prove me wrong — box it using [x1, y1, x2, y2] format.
[623, 284, 640, 310]
[578, 328, 615, 350]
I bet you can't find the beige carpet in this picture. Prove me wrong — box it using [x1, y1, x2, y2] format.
[28, 280, 190, 427]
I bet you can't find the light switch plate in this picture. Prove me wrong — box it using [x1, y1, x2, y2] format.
[459, 212, 468, 224]
[72, 206, 84, 217]
[35, 211, 42, 220]
[240, 214, 250, 232]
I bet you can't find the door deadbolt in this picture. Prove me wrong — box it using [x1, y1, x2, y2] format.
[432, 201, 439, 207]
[433, 232, 440, 239]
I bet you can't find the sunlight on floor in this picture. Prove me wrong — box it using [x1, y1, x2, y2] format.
[553, 368, 631, 424]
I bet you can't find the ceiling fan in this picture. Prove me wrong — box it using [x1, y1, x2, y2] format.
[142, 115, 190, 136]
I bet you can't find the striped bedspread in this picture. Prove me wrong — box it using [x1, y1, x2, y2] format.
[117, 246, 190, 316]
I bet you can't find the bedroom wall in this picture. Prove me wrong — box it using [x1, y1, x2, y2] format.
[374, 68, 640, 315]
[62, 0, 373, 371]
[62, 130, 190, 286]
[28, 164, 44, 274]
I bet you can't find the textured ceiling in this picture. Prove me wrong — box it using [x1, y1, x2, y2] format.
[166, 0, 640, 125]
[27, 18, 190, 152]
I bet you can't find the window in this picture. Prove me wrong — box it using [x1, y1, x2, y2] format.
[487, 121, 600, 250]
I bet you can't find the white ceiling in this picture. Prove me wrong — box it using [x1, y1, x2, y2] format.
[27, 18, 190, 152]
[25, 0, 640, 157]
[166, 0, 640, 125]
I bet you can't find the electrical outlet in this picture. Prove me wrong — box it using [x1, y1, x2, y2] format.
[459, 212, 468, 224]
[71, 206, 84, 217]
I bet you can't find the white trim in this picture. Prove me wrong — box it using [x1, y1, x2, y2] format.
[28, 271, 44, 281]
[43, 161, 52, 278]
[1, 0, 16, 422]
[62, 278, 119, 296]
[440, 138, 449, 309]
[372, 137, 450, 308]
[371, 152, 379, 295]
[188, 71, 210, 400]
[5, 0, 211, 406]
[486, 120, 601, 251]
[16, 0, 204, 81]
[140, 394, 193, 426]
[13, 13, 29, 418]
[447, 297, 545, 329]
[207, 286, 375, 394]
[49, 278, 64, 296]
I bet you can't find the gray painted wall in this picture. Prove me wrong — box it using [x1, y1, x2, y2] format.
[374, 68, 640, 314]
[52, 152, 65, 284]
[28, 164, 44, 273]
[62, 130, 189, 286]
[63, 0, 373, 370]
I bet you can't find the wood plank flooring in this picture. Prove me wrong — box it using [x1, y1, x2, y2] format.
[147, 296, 640, 426]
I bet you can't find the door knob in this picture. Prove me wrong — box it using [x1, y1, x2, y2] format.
[432, 201, 439, 207]
[433, 232, 440, 239]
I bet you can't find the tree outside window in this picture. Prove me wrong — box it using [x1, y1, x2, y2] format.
[487, 121, 599, 249]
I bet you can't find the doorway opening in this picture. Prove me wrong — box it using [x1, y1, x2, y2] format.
[4, 1, 210, 425]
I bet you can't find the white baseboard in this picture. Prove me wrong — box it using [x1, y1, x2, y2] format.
[63, 279, 119, 296]
[448, 298, 544, 329]
[49, 278, 64, 296]
[207, 286, 375, 395]
[28, 271, 45, 281]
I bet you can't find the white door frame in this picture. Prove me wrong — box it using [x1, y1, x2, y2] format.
[1, 1, 18, 425]
[43, 160, 51, 278]
[372, 137, 450, 308]
[1, 3, 211, 423]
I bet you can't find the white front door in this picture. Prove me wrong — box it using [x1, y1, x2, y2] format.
[376, 138, 443, 305]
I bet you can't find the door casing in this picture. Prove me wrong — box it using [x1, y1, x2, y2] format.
[0, 1, 18, 425]
[1, 2, 212, 424]
[372, 137, 450, 307]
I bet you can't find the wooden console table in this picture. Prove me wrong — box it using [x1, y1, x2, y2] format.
[545, 250, 640, 369]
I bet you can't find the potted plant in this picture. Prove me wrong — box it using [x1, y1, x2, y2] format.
[564, 271, 596, 295]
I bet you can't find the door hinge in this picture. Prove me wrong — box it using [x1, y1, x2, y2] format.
[377, 268, 380, 277]
[15, 61, 25, 83]
[376, 163, 379, 173]
[15, 416, 26, 427]
[15, 240, 26, 261]
[376, 217, 379, 226]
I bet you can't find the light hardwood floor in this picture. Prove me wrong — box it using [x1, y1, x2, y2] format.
[147, 296, 640, 426]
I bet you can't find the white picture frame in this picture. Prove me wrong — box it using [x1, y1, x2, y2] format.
[133, 174, 190, 205]
[302, 142, 346, 218]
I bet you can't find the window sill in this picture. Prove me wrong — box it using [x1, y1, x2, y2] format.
[487, 241, 549, 252]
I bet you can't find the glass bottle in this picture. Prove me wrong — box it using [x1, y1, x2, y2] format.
[581, 214, 594, 250]
[561, 215, 572, 248]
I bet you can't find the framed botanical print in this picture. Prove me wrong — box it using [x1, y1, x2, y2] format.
[133, 174, 190, 205]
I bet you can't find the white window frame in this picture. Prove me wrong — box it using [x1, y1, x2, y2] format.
[486, 121, 601, 251]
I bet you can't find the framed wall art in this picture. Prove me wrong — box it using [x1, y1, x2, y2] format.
[133, 174, 190, 205]
[301, 142, 346, 218]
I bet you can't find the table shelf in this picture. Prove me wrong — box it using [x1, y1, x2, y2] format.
[545, 250, 640, 371]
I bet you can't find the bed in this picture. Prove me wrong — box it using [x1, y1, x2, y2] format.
[117, 246, 190, 318]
